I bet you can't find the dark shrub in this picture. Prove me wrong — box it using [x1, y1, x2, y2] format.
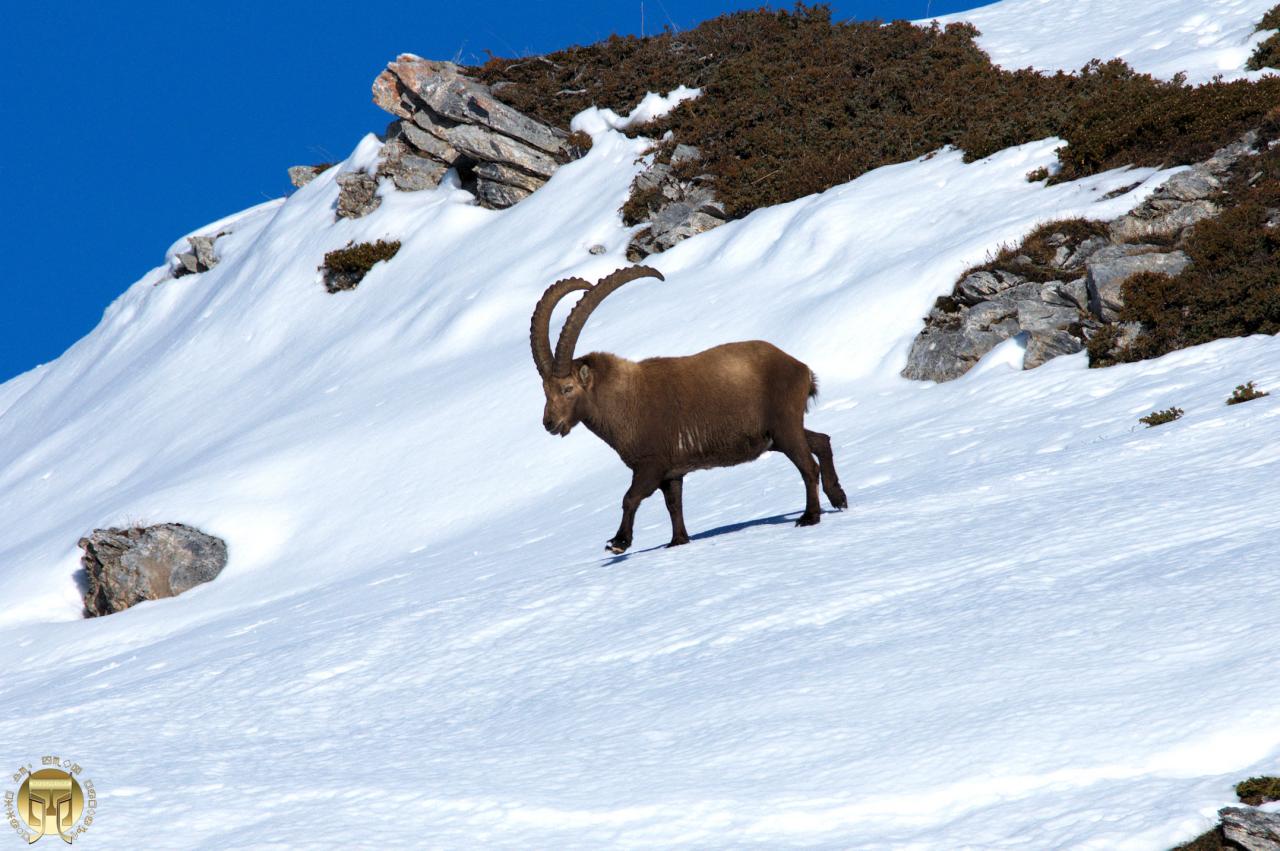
[472, 6, 1280, 221]
[1236, 775, 1280, 805]
[1087, 136, 1280, 364]
[1227, 381, 1269, 405]
[562, 130, 594, 161]
[321, 239, 401, 293]
[1139, 407, 1183, 427]
[1247, 5, 1280, 70]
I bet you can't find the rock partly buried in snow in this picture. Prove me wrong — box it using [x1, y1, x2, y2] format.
[1085, 245, 1190, 322]
[1219, 806, 1280, 851]
[173, 232, 224, 278]
[336, 172, 382, 219]
[370, 55, 568, 210]
[626, 146, 729, 259]
[901, 268, 1092, 381]
[288, 164, 332, 188]
[80, 523, 227, 617]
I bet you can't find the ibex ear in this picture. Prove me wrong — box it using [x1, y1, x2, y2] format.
[578, 363, 591, 386]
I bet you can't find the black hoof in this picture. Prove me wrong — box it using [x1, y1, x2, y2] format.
[829, 489, 849, 510]
[666, 535, 690, 548]
[795, 513, 821, 527]
[606, 539, 630, 554]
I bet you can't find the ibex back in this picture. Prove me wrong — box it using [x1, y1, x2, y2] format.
[531, 265, 848, 553]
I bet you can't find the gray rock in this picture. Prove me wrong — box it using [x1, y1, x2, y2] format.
[670, 144, 701, 165]
[369, 57, 568, 210]
[1024, 329, 1083, 369]
[955, 270, 1027, 303]
[442, 123, 560, 178]
[336, 172, 382, 219]
[901, 325, 1018, 382]
[474, 179, 533, 209]
[1041, 278, 1090, 311]
[1059, 237, 1108, 272]
[380, 57, 565, 155]
[1220, 807, 1280, 851]
[1015, 299, 1079, 334]
[397, 118, 460, 162]
[1109, 199, 1218, 243]
[626, 159, 728, 258]
[1202, 131, 1258, 175]
[472, 161, 546, 193]
[173, 233, 223, 278]
[1086, 246, 1190, 321]
[377, 137, 449, 192]
[190, 235, 218, 269]
[588, 244, 607, 255]
[966, 299, 1018, 330]
[80, 523, 227, 617]
[1160, 168, 1221, 201]
[288, 164, 328, 188]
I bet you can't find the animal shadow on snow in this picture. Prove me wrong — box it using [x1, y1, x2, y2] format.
[603, 509, 837, 565]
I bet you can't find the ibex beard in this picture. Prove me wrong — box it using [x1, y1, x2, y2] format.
[532, 265, 848, 554]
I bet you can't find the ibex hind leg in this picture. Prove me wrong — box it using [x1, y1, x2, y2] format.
[774, 428, 822, 526]
[660, 477, 690, 547]
[805, 429, 848, 510]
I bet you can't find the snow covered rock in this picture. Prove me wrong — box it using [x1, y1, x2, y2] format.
[370, 55, 567, 209]
[1220, 807, 1280, 851]
[80, 524, 227, 617]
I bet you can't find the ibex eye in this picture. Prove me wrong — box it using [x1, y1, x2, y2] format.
[562, 386, 573, 395]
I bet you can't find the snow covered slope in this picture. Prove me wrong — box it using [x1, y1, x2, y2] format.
[932, 0, 1278, 84]
[2, 2, 1279, 848]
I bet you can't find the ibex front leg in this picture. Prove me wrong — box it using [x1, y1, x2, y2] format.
[607, 469, 662, 553]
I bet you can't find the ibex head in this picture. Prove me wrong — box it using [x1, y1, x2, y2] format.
[530, 265, 664, 436]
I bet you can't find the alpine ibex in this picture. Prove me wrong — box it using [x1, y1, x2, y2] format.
[532, 265, 848, 553]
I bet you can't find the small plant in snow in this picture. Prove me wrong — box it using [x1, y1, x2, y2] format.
[1139, 407, 1183, 428]
[1236, 775, 1280, 806]
[321, 239, 401, 293]
[1226, 381, 1269, 405]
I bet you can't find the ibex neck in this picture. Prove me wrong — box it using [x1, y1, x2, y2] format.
[580, 353, 642, 462]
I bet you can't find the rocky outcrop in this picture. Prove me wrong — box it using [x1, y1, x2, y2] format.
[370, 56, 569, 209]
[173, 232, 225, 277]
[903, 133, 1259, 382]
[1085, 245, 1190, 322]
[80, 523, 227, 617]
[625, 145, 729, 259]
[1219, 807, 1280, 850]
[1108, 133, 1255, 243]
[902, 267, 1092, 381]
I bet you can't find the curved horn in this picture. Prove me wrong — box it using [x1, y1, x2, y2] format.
[531, 277, 592, 378]
[552, 265, 665, 375]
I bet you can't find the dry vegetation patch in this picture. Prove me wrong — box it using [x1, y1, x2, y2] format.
[473, 5, 1280, 220]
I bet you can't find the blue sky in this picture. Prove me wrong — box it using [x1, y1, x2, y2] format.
[0, 0, 983, 383]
